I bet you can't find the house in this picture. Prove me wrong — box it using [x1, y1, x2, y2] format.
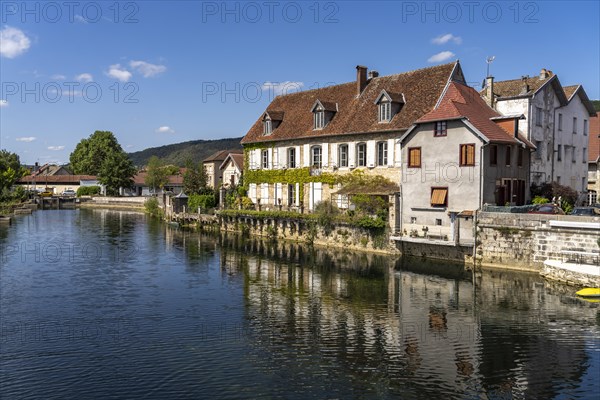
[400, 80, 534, 243]
[241, 62, 467, 215]
[219, 152, 244, 187]
[30, 163, 72, 176]
[18, 174, 98, 194]
[131, 171, 184, 196]
[481, 69, 596, 196]
[203, 150, 243, 188]
[588, 115, 600, 205]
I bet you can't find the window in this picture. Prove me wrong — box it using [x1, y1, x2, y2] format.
[505, 146, 511, 166]
[408, 147, 421, 168]
[410, 217, 417, 224]
[431, 188, 448, 207]
[589, 190, 597, 205]
[535, 107, 542, 126]
[311, 146, 322, 168]
[490, 145, 498, 166]
[357, 143, 367, 167]
[314, 108, 325, 129]
[558, 113, 563, 131]
[573, 117, 577, 134]
[557, 176, 561, 184]
[288, 184, 296, 206]
[378, 101, 391, 122]
[338, 144, 348, 167]
[459, 144, 475, 166]
[263, 119, 272, 135]
[535, 141, 542, 159]
[377, 141, 388, 166]
[584, 119, 588, 136]
[572, 146, 577, 163]
[435, 219, 442, 226]
[434, 121, 447, 137]
[583, 147, 587, 163]
[262, 149, 269, 169]
[287, 148, 296, 168]
[582, 177, 586, 191]
[518, 147, 523, 167]
[557, 144, 562, 161]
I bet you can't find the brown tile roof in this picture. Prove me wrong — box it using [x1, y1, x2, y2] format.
[417, 81, 534, 147]
[242, 62, 460, 144]
[562, 85, 579, 100]
[203, 149, 243, 163]
[486, 74, 553, 98]
[132, 172, 183, 185]
[219, 153, 244, 171]
[19, 175, 96, 184]
[589, 115, 600, 162]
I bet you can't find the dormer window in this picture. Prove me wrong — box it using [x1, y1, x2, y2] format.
[311, 100, 337, 130]
[262, 111, 283, 136]
[374, 90, 404, 123]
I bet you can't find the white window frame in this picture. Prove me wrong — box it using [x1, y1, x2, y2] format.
[377, 141, 388, 166]
[262, 149, 269, 169]
[378, 101, 391, 122]
[287, 184, 296, 206]
[314, 108, 325, 129]
[287, 147, 296, 168]
[338, 144, 348, 167]
[311, 146, 322, 168]
[357, 143, 367, 167]
[263, 119, 272, 135]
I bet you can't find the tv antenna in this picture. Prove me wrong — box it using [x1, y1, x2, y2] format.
[486, 56, 496, 78]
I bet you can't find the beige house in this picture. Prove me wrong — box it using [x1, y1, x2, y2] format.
[241, 62, 467, 215]
[588, 115, 599, 205]
[219, 153, 244, 187]
[400, 81, 534, 243]
[203, 150, 243, 189]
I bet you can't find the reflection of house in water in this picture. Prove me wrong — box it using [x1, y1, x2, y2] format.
[217, 237, 598, 397]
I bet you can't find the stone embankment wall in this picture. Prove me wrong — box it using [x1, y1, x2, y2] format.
[477, 212, 600, 271]
[79, 196, 146, 210]
[219, 214, 398, 254]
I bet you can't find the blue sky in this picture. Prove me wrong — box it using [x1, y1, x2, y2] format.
[1, 0, 599, 165]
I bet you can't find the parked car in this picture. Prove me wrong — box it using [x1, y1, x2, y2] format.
[570, 207, 600, 216]
[527, 204, 565, 215]
[61, 189, 76, 197]
[40, 189, 54, 197]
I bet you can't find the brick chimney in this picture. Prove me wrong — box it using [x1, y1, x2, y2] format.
[356, 65, 368, 96]
[520, 76, 530, 95]
[485, 76, 494, 108]
[539, 68, 549, 80]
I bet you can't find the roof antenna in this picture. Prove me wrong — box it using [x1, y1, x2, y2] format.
[486, 56, 495, 78]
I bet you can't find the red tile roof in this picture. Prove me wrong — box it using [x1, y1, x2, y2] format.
[589, 115, 600, 163]
[203, 149, 243, 162]
[417, 81, 534, 147]
[19, 175, 97, 184]
[133, 172, 183, 185]
[242, 62, 461, 144]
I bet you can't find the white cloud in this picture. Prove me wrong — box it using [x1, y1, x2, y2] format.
[75, 73, 93, 83]
[156, 126, 175, 134]
[129, 60, 167, 78]
[48, 146, 65, 151]
[0, 26, 31, 58]
[431, 33, 462, 45]
[261, 81, 304, 96]
[16, 136, 36, 142]
[428, 51, 455, 63]
[0, 99, 8, 108]
[106, 64, 132, 82]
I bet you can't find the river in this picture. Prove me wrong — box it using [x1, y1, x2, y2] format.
[1, 209, 599, 399]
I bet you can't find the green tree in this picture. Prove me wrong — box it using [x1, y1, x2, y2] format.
[70, 131, 136, 196]
[183, 159, 208, 194]
[0, 149, 26, 194]
[145, 156, 169, 194]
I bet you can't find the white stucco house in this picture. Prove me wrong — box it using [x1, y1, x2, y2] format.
[481, 69, 596, 199]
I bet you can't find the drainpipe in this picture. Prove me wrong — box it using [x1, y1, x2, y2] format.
[551, 108, 556, 183]
[474, 142, 488, 268]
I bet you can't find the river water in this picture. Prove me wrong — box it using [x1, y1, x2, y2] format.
[1, 209, 599, 399]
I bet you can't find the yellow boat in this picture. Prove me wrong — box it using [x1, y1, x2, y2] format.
[576, 288, 600, 298]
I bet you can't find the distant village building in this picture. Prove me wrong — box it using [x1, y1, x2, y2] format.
[203, 150, 243, 188]
[400, 81, 534, 242]
[131, 170, 184, 196]
[481, 69, 596, 197]
[588, 115, 599, 204]
[241, 62, 466, 216]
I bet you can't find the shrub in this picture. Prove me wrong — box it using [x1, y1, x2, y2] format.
[313, 200, 340, 230]
[77, 186, 101, 197]
[188, 193, 216, 212]
[144, 197, 162, 218]
[532, 196, 549, 205]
